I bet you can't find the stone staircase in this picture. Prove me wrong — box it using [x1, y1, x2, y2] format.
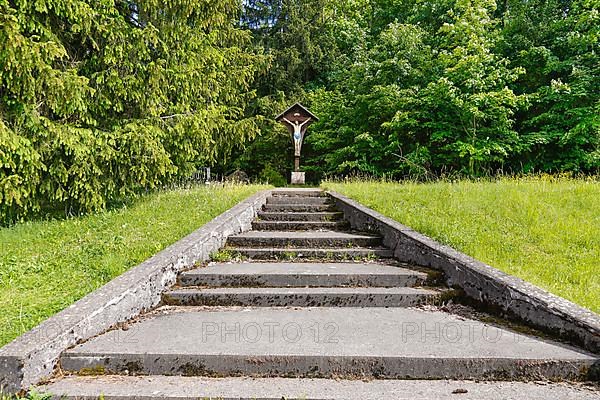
[225, 192, 393, 260]
[41, 189, 599, 399]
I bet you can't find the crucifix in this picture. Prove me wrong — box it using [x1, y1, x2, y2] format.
[282, 115, 312, 169]
[276, 103, 319, 184]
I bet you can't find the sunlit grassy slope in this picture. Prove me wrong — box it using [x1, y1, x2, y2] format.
[324, 177, 599, 313]
[0, 184, 268, 347]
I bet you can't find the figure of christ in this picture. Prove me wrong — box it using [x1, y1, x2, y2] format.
[282, 117, 312, 157]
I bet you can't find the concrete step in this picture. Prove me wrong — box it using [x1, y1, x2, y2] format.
[252, 220, 349, 231]
[39, 375, 600, 400]
[178, 262, 428, 288]
[263, 204, 337, 212]
[162, 287, 441, 307]
[60, 307, 599, 381]
[258, 211, 343, 222]
[267, 196, 331, 205]
[271, 189, 326, 197]
[227, 247, 393, 260]
[227, 231, 382, 248]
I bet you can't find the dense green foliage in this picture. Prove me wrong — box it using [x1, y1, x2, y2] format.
[2, 0, 598, 221]
[0, 184, 266, 346]
[325, 177, 600, 312]
[1, 0, 266, 223]
[232, 0, 599, 181]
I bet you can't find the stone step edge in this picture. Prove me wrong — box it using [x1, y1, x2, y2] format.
[161, 287, 445, 307]
[256, 212, 344, 221]
[224, 246, 394, 252]
[59, 354, 596, 381]
[271, 191, 326, 198]
[37, 375, 600, 400]
[266, 198, 332, 204]
[177, 273, 429, 288]
[224, 247, 394, 260]
[257, 211, 343, 216]
[178, 262, 437, 286]
[226, 237, 382, 248]
[262, 205, 337, 210]
[251, 221, 349, 228]
[159, 300, 438, 308]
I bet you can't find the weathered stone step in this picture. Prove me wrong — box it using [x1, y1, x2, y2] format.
[258, 211, 343, 222]
[39, 375, 600, 400]
[227, 231, 381, 248]
[227, 247, 393, 260]
[60, 307, 599, 381]
[263, 204, 336, 212]
[178, 262, 428, 288]
[266, 196, 330, 205]
[162, 287, 440, 307]
[271, 189, 326, 197]
[252, 220, 349, 231]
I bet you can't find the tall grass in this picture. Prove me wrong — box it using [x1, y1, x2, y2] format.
[0, 184, 268, 347]
[324, 176, 600, 312]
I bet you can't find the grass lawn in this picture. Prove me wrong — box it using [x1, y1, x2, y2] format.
[324, 177, 600, 313]
[0, 184, 268, 347]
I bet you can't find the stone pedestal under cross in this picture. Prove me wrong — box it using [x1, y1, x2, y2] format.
[276, 103, 319, 185]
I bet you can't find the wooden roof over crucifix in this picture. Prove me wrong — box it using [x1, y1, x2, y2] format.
[275, 102, 319, 123]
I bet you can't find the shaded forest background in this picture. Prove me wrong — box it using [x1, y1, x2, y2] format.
[1, 0, 599, 222]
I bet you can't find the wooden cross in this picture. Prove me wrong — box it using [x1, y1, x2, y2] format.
[276, 103, 319, 172]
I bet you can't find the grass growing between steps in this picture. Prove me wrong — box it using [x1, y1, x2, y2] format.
[323, 177, 600, 313]
[0, 184, 268, 347]
[0, 389, 53, 399]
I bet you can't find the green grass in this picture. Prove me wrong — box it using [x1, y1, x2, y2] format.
[0, 184, 268, 347]
[0, 389, 53, 399]
[324, 177, 600, 313]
